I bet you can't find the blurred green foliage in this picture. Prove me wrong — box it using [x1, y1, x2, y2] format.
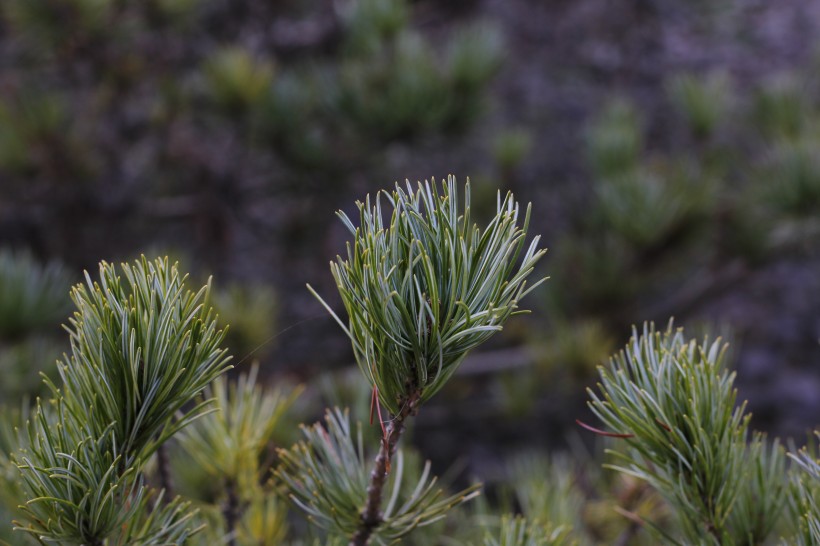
[0, 0, 504, 270]
[540, 57, 820, 386]
[211, 282, 278, 361]
[0, 251, 71, 340]
[0, 251, 72, 545]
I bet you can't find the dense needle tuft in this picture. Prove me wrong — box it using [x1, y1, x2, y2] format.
[311, 176, 547, 414]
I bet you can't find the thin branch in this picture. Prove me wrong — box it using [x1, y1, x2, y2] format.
[223, 477, 240, 546]
[156, 442, 174, 501]
[350, 390, 421, 546]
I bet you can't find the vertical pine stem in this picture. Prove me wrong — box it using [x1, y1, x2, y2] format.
[350, 391, 420, 546]
[156, 442, 174, 501]
[224, 477, 240, 546]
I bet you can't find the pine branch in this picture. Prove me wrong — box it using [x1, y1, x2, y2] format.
[13, 257, 231, 545]
[309, 176, 547, 416]
[584, 321, 787, 545]
[276, 408, 480, 543]
[302, 177, 544, 544]
[352, 390, 421, 546]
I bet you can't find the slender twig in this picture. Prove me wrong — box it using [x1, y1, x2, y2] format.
[223, 477, 240, 546]
[612, 512, 642, 546]
[156, 442, 174, 501]
[350, 390, 421, 546]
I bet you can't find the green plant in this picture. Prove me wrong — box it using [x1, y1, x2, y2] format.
[789, 433, 820, 545]
[1, 175, 816, 546]
[594, 162, 713, 250]
[334, 13, 503, 140]
[204, 47, 275, 113]
[211, 282, 278, 359]
[493, 129, 533, 173]
[587, 100, 643, 179]
[667, 72, 732, 139]
[764, 138, 820, 215]
[175, 364, 299, 544]
[0, 336, 63, 400]
[313, 177, 546, 415]
[299, 176, 546, 544]
[751, 75, 806, 139]
[507, 453, 584, 539]
[484, 515, 574, 546]
[13, 257, 232, 545]
[276, 408, 480, 544]
[585, 322, 788, 545]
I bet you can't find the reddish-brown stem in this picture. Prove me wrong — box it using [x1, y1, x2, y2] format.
[349, 391, 421, 546]
[576, 419, 635, 438]
[655, 418, 672, 432]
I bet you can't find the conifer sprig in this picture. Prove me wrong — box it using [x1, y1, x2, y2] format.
[585, 322, 787, 545]
[55, 258, 232, 462]
[177, 364, 300, 492]
[788, 433, 820, 545]
[307, 177, 544, 545]
[311, 176, 546, 415]
[484, 515, 574, 546]
[13, 257, 232, 545]
[176, 365, 300, 544]
[275, 408, 480, 543]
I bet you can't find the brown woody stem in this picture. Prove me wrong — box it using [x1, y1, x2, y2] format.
[156, 442, 174, 501]
[349, 390, 421, 546]
[224, 477, 240, 546]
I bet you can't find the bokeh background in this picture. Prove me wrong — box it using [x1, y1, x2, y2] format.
[1, 0, 819, 542]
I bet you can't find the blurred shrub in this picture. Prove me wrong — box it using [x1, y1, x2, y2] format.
[0, 249, 70, 544]
[595, 161, 714, 249]
[667, 71, 733, 140]
[0, 337, 62, 401]
[587, 100, 642, 179]
[0, 0, 504, 275]
[0, 406, 26, 545]
[543, 63, 820, 402]
[751, 75, 807, 139]
[763, 137, 820, 215]
[334, 18, 503, 140]
[204, 47, 275, 113]
[550, 60, 820, 328]
[507, 452, 585, 535]
[336, 32, 453, 140]
[4, 0, 115, 54]
[0, 93, 79, 176]
[534, 319, 615, 383]
[211, 281, 278, 360]
[493, 128, 533, 173]
[341, 0, 408, 56]
[0, 250, 70, 340]
[0, 251, 70, 545]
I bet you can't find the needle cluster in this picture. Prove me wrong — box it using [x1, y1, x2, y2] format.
[14, 257, 232, 545]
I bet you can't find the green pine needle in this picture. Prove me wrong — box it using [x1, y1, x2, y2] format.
[586, 321, 787, 545]
[310, 176, 546, 415]
[484, 515, 574, 546]
[13, 257, 232, 545]
[275, 408, 481, 542]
